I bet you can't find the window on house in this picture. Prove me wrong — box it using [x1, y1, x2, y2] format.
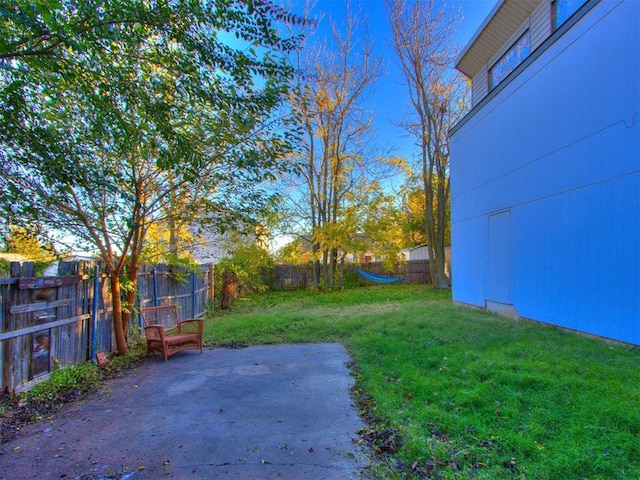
[553, 0, 588, 30]
[489, 32, 531, 90]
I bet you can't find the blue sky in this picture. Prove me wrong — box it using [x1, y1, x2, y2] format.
[289, 0, 496, 165]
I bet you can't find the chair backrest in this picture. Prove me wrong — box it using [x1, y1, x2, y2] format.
[140, 305, 181, 329]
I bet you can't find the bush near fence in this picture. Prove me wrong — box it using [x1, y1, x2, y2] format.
[0, 261, 214, 391]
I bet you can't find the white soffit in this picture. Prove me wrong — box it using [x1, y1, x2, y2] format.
[456, 0, 541, 78]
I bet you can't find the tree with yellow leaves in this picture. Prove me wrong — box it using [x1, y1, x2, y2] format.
[278, 3, 403, 289]
[387, 0, 468, 288]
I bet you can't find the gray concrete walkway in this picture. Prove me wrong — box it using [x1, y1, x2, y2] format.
[0, 343, 367, 479]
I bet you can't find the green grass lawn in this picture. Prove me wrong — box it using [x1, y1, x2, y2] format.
[203, 285, 640, 479]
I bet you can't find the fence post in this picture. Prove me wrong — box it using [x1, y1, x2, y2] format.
[191, 271, 197, 318]
[209, 264, 215, 309]
[136, 285, 143, 334]
[152, 267, 158, 307]
[90, 265, 99, 364]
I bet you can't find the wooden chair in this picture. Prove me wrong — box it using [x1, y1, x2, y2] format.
[139, 305, 203, 361]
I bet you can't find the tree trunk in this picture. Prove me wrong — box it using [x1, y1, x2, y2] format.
[328, 247, 336, 290]
[122, 256, 140, 336]
[338, 251, 348, 290]
[426, 182, 447, 289]
[220, 268, 239, 309]
[110, 275, 129, 355]
[311, 241, 321, 289]
[168, 197, 178, 257]
[387, 0, 463, 291]
[312, 260, 320, 290]
[122, 221, 143, 334]
[430, 244, 449, 289]
[322, 249, 329, 288]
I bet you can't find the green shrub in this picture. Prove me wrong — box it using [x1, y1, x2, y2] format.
[341, 266, 364, 289]
[215, 245, 274, 308]
[24, 342, 146, 406]
[25, 363, 101, 405]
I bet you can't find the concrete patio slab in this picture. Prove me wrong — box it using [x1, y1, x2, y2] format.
[0, 343, 367, 479]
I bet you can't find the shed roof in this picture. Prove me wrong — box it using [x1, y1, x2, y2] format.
[455, 0, 540, 78]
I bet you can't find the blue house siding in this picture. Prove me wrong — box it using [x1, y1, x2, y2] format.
[450, 0, 640, 344]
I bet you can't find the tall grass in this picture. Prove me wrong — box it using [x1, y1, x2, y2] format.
[203, 285, 640, 479]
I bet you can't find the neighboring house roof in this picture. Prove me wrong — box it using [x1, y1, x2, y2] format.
[60, 254, 97, 262]
[456, 0, 539, 78]
[0, 253, 29, 262]
[409, 245, 431, 261]
[405, 245, 452, 262]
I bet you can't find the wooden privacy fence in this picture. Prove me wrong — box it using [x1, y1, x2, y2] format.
[357, 260, 432, 285]
[271, 260, 432, 290]
[136, 263, 214, 328]
[0, 261, 213, 391]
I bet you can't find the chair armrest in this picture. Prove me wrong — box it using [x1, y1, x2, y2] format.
[177, 319, 203, 336]
[144, 324, 166, 342]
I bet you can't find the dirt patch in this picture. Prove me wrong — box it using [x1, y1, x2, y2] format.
[216, 341, 249, 349]
[0, 358, 144, 445]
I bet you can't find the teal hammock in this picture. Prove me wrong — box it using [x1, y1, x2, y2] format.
[354, 268, 405, 285]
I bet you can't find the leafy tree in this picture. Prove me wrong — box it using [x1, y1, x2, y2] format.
[275, 238, 313, 265]
[400, 179, 451, 248]
[278, 3, 400, 289]
[215, 242, 273, 308]
[386, 0, 468, 288]
[0, 0, 302, 354]
[218, 244, 274, 294]
[353, 183, 407, 271]
[1, 226, 58, 276]
[142, 221, 197, 265]
[2, 226, 57, 263]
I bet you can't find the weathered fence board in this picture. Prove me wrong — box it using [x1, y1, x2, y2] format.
[1, 261, 213, 391]
[0, 315, 90, 341]
[9, 299, 72, 315]
[19, 276, 82, 289]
